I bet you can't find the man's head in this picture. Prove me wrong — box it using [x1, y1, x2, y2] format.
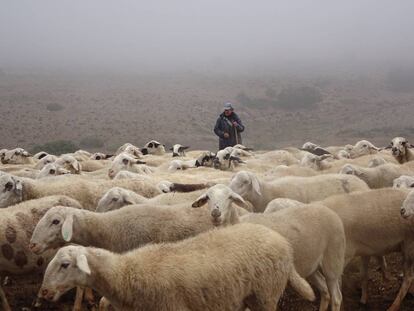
[223, 102, 233, 117]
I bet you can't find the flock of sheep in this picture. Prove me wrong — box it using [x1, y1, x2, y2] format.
[0, 136, 414, 311]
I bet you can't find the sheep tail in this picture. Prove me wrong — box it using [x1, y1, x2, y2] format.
[289, 269, 316, 302]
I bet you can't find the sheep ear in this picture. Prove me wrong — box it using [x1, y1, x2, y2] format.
[410, 182, 414, 188]
[230, 192, 252, 211]
[384, 144, 392, 150]
[180, 146, 190, 151]
[248, 173, 261, 196]
[136, 160, 146, 164]
[169, 147, 174, 151]
[123, 194, 135, 205]
[191, 194, 209, 208]
[72, 162, 81, 173]
[153, 142, 160, 147]
[76, 254, 91, 275]
[104, 154, 113, 159]
[61, 214, 74, 242]
[13, 178, 23, 197]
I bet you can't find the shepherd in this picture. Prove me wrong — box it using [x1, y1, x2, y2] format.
[214, 102, 245, 150]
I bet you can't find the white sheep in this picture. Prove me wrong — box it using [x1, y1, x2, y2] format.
[339, 163, 414, 188]
[300, 152, 333, 170]
[349, 140, 380, 158]
[34, 154, 58, 170]
[90, 153, 113, 160]
[54, 155, 82, 174]
[115, 143, 143, 158]
[229, 170, 369, 212]
[96, 187, 147, 212]
[141, 140, 166, 155]
[0, 195, 82, 311]
[192, 184, 344, 310]
[108, 153, 151, 179]
[38, 224, 314, 310]
[0, 174, 160, 209]
[320, 188, 411, 308]
[264, 198, 306, 213]
[37, 163, 71, 179]
[387, 136, 414, 163]
[170, 144, 189, 157]
[33, 151, 49, 160]
[393, 175, 414, 189]
[3, 148, 34, 165]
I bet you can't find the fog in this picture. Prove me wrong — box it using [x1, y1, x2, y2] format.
[1, 0, 414, 73]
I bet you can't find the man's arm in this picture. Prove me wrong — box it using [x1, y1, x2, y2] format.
[233, 115, 245, 133]
[214, 118, 226, 138]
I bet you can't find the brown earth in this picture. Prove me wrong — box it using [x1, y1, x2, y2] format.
[3, 253, 414, 310]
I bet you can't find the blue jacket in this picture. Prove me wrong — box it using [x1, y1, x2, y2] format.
[214, 112, 245, 150]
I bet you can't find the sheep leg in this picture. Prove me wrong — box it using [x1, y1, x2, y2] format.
[99, 297, 112, 311]
[0, 284, 11, 311]
[72, 287, 84, 311]
[359, 256, 370, 305]
[308, 271, 330, 311]
[84, 288, 97, 310]
[387, 257, 413, 311]
[325, 277, 342, 311]
[375, 256, 391, 281]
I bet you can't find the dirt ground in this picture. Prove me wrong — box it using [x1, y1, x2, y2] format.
[3, 253, 414, 310]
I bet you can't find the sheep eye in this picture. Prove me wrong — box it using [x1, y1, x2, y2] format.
[52, 219, 60, 225]
[4, 182, 13, 191]
[49, 169, 56, 174]
[61, 262, 70, 269]
[112, 197, 119, 202]
[362, 144, 367, 148]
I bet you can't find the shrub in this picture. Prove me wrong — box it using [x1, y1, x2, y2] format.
[46, 103, 64, 112]
[31, 140, 79, 155]
[276, 86, 322, 110]
[80, 136, 104, 149]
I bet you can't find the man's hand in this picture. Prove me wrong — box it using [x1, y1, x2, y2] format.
[224, 133, 230, 138]
[232, 121, 238, 127]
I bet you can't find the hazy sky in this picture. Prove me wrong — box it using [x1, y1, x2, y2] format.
[1, 0, 413, 72]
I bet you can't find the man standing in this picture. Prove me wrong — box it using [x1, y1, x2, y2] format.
[214, 102, 245, 150]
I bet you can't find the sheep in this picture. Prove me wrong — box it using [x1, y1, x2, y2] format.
[367, 156, 387, 167]
[229, 170, 369, 212]
[264, 198, 306, 213]
[263, 165, 317, 179]
[0, 173, 160, 209]
[115, 143, 143, 158]
[301, 142, 332, 156]
[33, 151, 49, 160]
[318, 188, 411, 309]
[108, 153, 151, 179]
[348, 140, 380, 158]
[168, 159, 197, 171]
[90, 153, 113, 160]
[170, 144, 189, 157]
[0, 195, 82, 311]
[339, 163, 414, 188]
[300, 152, 333, 170]
[194, 151, 216, 167]
[393, 175, 414, 189]
[34, 154, 58, 170]
[96, 187, 147, 212]
[141, 140, 166, 155]
[3, 148, 34, 165]
[54, 155, 82, 174]
[213, 148, 245, 170]
[37, 163, 71, 179]
[0, 149, 8, 164]
[192, 184, 344, 310]
[29, 202, 217, 255]
[386, 136, 414, 163]
[336, 149, 350, 159]
[113, 170, 153, 181]
[38, 224, 315, 311]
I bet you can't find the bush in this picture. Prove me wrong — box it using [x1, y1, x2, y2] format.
[46, 103, 64, 112]
[31, 140, 79, 155]
[276, 86, 322, 110]
[80, 136, 104, 149]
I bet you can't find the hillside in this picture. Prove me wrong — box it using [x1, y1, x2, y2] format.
[0, 69, 413, 152]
